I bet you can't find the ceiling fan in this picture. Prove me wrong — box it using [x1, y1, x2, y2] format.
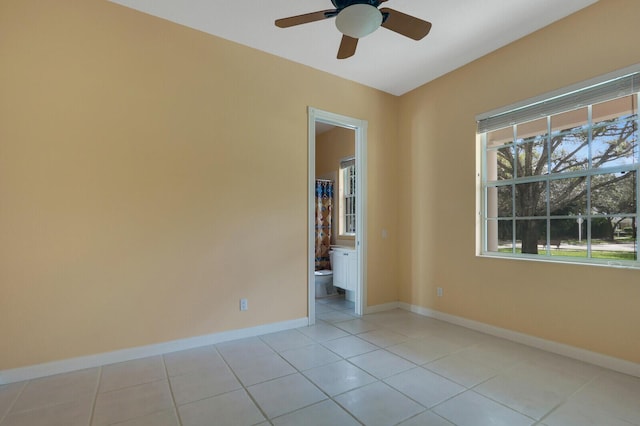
[275, 0, 432, 59]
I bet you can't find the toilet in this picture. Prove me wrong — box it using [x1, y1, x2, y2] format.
[314, 270, 335, 297]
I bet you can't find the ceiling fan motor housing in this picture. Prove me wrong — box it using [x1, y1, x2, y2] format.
[334, 2, 383, 38]
[331, 0, 383, 10]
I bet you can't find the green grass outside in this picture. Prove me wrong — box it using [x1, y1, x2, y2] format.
[498, 247, 636, 260]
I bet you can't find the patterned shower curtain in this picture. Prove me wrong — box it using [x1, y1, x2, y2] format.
[315, 180, 333, 270]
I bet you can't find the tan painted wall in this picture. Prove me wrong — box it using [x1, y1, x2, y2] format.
[316, 127, 355, 178]
[397, 0, 640, 364]
[316, 127, 356, 247]
[0, 0, 399, 369]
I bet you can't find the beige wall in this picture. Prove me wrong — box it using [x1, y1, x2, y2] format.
[316, 127, 355, 178]
[0, 0, 399, 369]
[316, 126, 356, 247]
[397, 0, 640, 364]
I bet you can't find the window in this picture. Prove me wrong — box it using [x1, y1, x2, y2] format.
[478, 70, 639, 266]
[339, 157, 356, 235]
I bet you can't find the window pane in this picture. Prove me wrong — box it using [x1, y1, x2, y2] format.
[591, 171, 636, 215]
[592, 217, 637, 261]
[551, 107, 588, 134]
[593, 94, 636, 121]
[516, 118, 548, 178]
[591, 116, 637, 169]
[549, 177, 587, 215]
[549, 218, 587, 258]
[486, 185, 513, 218]
[486, 219, 514, 253]
[592, 95, 637, 169]
[516, 219, 546, 255]
[517, 117, 547, 140]
[486, 147, 515, 181]
[550, 132, 589, 173]
[487, 127, 514, 149]
[515, 181, 546, 216]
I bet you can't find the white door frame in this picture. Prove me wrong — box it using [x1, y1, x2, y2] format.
[308, 107, 367, 324]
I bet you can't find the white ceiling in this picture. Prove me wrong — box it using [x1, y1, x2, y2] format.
[109, 0, 598, 96]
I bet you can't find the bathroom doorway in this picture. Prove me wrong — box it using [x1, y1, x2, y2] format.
[307, 107, 367, 324]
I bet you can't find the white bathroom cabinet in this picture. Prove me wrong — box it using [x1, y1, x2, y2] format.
[331, 248, 357, 292]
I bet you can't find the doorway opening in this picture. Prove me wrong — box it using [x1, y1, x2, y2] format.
[307, 107, 367, 324]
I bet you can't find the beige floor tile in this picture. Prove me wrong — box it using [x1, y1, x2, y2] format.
[424, 352, 499, 388]
[99, 356, 166, 393]
[10, 368, 98, 413]
[523, 350, 603, 381]
[333, 318, 380, 334]
[163, 346, 222, 377]
[247, 373, 327, 419]
[386, 337, 460, 365]
[259, 329, 315, 352]
[383, 318, 441, 339]
[398, 411, 455, 426]
[433, 391, 535, 426]
[303, 360, 376, 396]
[313, 303, 335, 314]
[297, 323, 349, 342]
[1, 399, 91, 426]
[349, 349, 415, 379]
[364, 309, 416, 325]
[169, 364, 241, 405]
[335, 381, 425, 426]
[280, 344, 341, 371]
[475, 361, 592, 419]
[453, 340, 532, 370]
[425, 323, 491, 347]
[0, 382, 25, 418]
[216, 337, 275, 365]
[316, 311, 357, 324]
[92, 380, 173, 426]
[384, 367, 465, 408]
[272, 399, 360, 426]
[179, 389, 265, 426]
[543, 399, 636, 426]
[110, 409, 179, 426]
[569, 371, 640, 424]
[358, 329, 410, 348]
[321, 335, 378, 358]
[226, 352, 296, 386]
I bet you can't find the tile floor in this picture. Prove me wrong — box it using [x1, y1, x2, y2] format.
[0, 296, 639, 426]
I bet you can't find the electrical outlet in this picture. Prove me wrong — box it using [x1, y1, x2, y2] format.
[437, 287, 443, 297]
[240, 298, 248, 311]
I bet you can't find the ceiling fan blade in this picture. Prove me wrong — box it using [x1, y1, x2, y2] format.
[379, 8, 432, 40]
[337, 35, 358, 59]
[275, 9, 336, 28]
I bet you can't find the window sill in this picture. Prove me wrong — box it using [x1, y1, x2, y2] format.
[477, 252, 640, 270]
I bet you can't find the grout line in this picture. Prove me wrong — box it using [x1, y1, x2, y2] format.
[87, 366, 102, 426]
[535, 369, 603, 424]
[161, 353, 183, 426]
[214, 344, 273, 423]
[0, 380, 28, 425]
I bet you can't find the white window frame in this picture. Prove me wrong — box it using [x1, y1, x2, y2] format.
[339, 157, 356, 236]
[477, 66, 640, 268]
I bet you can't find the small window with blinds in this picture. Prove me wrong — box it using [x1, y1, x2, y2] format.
[340, 157, 356, 236]
[478, 68, 639, 267]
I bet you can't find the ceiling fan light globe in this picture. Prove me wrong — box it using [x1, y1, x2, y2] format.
[335, 4, 382, 38]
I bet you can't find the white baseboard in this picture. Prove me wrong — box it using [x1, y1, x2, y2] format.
[363, 301, 399, 314]
[397, 302, 640, 378]
[0, 317, 308, 385]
